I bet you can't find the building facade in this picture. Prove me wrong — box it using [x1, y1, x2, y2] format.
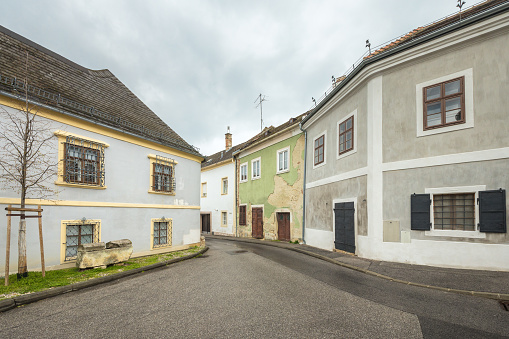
[237, 115, 305, 242]
[301, 1, 509, 270]
[0, 25, 203, 272]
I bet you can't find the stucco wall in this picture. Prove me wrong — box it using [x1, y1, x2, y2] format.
[382, 31, 509, 163]
[200, 161, 235, 235]
[238, 133, 304, 241]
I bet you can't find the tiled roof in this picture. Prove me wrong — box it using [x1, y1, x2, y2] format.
[364, 0, 508, 59]
[0, 25, 201, 157]
[202, 112, 307, 168]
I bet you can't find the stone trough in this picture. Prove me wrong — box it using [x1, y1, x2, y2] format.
[76, 239, 133, 269]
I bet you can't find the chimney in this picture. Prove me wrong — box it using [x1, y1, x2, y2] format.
[225, 126, 232, 151]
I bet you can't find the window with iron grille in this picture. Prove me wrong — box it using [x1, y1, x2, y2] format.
[64, 220, 100, 261]
[314, 134, 325, 166]
[153, 219, 172, 248]
[338, 116, 354, 155]
[423, 77, 465, 130]
[64, 136, 105, 186]
[433, 193, 475, 231]
[151, 155, 176, 193]
[239, 205, 247, 225]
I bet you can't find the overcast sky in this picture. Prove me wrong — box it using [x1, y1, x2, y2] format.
[1, 0, 465, 156]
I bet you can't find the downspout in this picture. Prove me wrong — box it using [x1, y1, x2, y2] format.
[234, 155, 238, 237]
[299, 122, 307, 244]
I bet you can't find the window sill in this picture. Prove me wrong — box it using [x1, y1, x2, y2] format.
[55, 181, 107, 190]
[152, 244, 172, 250]
[424, 229, 486, 239]
[240, 180, 248, 184]
[148, 190, 176, 196]
[251, 176, 261, 181]
[277, 169, 290, 174]
[313, 162, 326, 170]
[221, 193, 228, 196]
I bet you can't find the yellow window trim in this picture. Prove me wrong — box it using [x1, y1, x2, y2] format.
[55, 181, 107, 190]
[148, 154, 177, 195]
[0, 95, 203, 163]
[201, 182, 207, 198]
[60, 219, 101, 264]
[0, 198, 200, 209]
[151, 218, 173, 250]
[221, 177, 228, 195]
[221, 210, 228, 227]
[148, 190, 176, 196]
[54, 130, 110, 147]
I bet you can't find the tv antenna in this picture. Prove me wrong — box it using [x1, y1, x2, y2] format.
[254, 93, 267, 131]
[457, 0, 466, 20]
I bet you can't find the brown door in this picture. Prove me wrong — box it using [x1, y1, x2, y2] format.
[277, 212, 291, 241]
[201, 214, 210, 233]
[252, 207, 264, 239]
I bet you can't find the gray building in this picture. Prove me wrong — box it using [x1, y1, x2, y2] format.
[0, 25, 203, 273]
[301, 1, 509, 270]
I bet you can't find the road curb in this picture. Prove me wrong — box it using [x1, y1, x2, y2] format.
[208, 235, 509, 301]
[1, 246, 208, 312]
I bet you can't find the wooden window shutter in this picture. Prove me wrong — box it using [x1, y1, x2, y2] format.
[411, 194, 431, 230]
[479, 189, 506, 233]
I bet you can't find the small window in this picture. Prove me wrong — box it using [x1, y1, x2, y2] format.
[63, 220, 100, 261]
[201, 182, 207, 197]
[222, 177, 228, 195]
[152, 218, 172, 248]
[221, 211, 228, 227]
[64, 136, 105, 186]
[423, 77, 465, 130]
[252, 158, 261, 179]
[338, 116, 354, 155]
[239, 205, 247, 225]
[240, 163, 248, 183]
[277, 147, 290, 173]
[314, 134, 325, 166]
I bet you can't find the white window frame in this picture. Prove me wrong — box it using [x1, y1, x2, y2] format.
[416, 68, 474, 137]
[312, 130, 327, 169]
[251, 157, 261, 180]
[240, 162, 248, 183]
[336, 109, 357, 160]
[201, 182, 207, 198]
[424, 185, 486, 239]
[276, 146, 290, 174]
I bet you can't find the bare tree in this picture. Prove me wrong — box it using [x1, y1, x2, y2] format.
[0, 51, 58, 278]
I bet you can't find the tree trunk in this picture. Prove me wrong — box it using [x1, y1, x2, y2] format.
[17, 219, 27, 279]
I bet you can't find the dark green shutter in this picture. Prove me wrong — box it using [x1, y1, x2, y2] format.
[479, 189, 506, 233]
[411, 194, 431, 230]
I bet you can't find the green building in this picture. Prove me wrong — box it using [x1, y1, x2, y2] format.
[235, 114, 306, 241]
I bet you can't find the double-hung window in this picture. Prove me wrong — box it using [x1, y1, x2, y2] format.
[222, 177, 228, 195]
[338, 116, 354, 155]
[221, 211, 228, 227]
[64, 136, 105, 186]
[314, 133, 326, 167]
[277, 147, 290, 174]
[252, 158, 261, 180]
[240, 163, 248, 183]
[423, 77, 465, 129]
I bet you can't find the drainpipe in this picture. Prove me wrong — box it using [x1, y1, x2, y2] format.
[299, 122, 307, 244]
[234, 155, 238, 237]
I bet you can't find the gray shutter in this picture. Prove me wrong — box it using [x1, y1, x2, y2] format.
[479, 189, 506, 233]
[411, 194, 431, 231]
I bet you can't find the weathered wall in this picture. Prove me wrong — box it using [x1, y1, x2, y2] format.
[238, 133, 304, 241]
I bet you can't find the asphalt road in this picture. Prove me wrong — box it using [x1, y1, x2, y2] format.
[1, 238, 508, 338]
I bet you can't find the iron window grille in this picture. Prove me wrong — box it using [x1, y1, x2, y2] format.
[433, 193, 475, 231]
[152, 155, 176, 193]
[153, 219, 172, 248]
[338, 116, 354, 155]
[64, 220, 100, 261]
[64, 136, 105, 186]
[423, 77, 465, 130]
[314, 135, 325, 165]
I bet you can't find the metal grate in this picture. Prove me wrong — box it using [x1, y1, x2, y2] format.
[500, 300, 509, 312]
[434, 193, 475, 231]
[153, 220, 172, 248]
[64, 220, 100, 261]
[152, 155, 176, 193]
[64, 135, 105, 186]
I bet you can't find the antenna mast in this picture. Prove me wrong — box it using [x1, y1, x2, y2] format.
[254, 93, 267, 132]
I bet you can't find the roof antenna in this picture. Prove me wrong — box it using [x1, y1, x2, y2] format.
[457, 0, 466, 20]
[366, 39, 371, 55]
[312, 97, 316, 107]
[254, 93, 267, 132]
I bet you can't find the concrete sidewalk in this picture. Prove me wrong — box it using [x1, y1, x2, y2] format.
[206, 235, 509, 300]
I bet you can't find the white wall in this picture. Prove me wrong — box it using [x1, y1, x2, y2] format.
[200, 161, 235, 235]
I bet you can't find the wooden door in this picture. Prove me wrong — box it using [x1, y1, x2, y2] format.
[277, 212, 291, 241]
[201, 214, 210, 233]
[251, 207, 264, 239]
[334, 202, 355, 253]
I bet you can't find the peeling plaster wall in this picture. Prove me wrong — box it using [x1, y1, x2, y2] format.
[238, 133, 304, 241]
